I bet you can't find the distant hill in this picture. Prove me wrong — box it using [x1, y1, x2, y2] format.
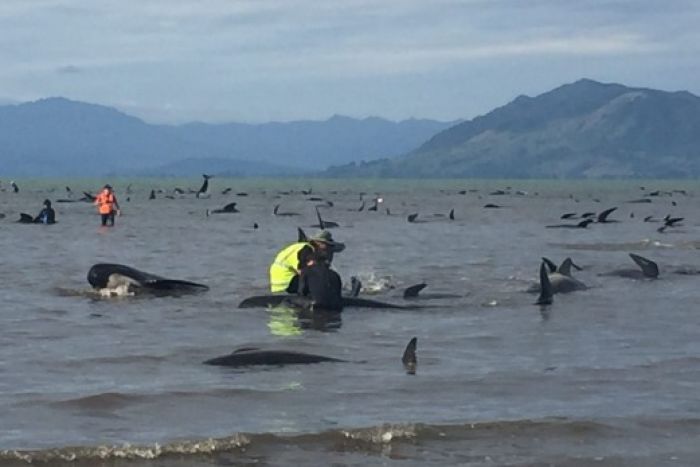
[326, 79, 700, 178]
[160, 115, 455, 169]
[141, 157, 307, 177]
[0, 98, 454, 177]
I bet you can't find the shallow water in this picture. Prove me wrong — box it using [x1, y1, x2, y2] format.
[1, 178, 700, 466]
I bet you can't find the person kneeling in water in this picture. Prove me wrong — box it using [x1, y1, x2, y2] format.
[297, 251, 343, 311]
[34, 199, 56, 224]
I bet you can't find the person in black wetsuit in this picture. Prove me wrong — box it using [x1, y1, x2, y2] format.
[33, 199, 56, 224]
[297, 250, 343, 311]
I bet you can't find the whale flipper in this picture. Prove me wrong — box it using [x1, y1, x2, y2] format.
[536, 262, 553, 305]
[542, 257, 558, 273]
[557, 258, 575, 277]
[402, 337, 417, 375]
[403, 283, 427, 298]
[629, 253, 659, 278]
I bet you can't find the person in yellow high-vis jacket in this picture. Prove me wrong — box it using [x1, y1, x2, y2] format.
[269, 230, 344, 293]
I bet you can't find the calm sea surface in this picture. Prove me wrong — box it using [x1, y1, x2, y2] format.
[1, 178, 700, 466]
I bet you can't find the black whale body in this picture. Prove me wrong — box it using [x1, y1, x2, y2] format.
[87, 263, 209, 295]
[203, 347, 345, 367]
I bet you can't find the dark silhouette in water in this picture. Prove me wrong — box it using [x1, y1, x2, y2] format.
[203, 348, 345, 367]
[546, 219, 593, 229]
[204, 337, 418, 368]
[211, 202, 239, 214]
[196, 174, 213, 198]
[87, 264, 209, 295]
[312, 207, 339, 229]
[529, 257, 586, 294]
[536, 261, 553, 305]
[402, 337, 417, 375]
[596, 207, 619, 223]
[599, 253, 659, 279]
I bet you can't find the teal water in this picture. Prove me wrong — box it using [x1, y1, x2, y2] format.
[1, 178, 699, 466]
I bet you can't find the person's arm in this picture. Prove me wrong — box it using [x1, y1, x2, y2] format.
[113, 195, 121, 212]
[33, 209, 45, 223]
[297, 268, 308, 297]
[296, 245, 313, 272]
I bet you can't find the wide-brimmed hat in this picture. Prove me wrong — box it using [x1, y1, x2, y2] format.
[310, 230, 345, 252]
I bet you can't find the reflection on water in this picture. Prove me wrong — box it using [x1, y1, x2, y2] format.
[267, 305, 342, 336]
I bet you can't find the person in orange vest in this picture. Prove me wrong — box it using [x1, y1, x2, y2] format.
[94, 184, 121, 226]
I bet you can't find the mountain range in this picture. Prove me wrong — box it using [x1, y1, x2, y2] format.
[326, 79, 700, 178]
[0, 98, 455, 177]
[3, 79, 699, 179]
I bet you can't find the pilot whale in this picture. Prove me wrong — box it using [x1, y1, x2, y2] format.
[204, 337, 417, 368]
[528, 257, 587, 294]
[87, 263, 209, 296]
[204, 347, 346, 367]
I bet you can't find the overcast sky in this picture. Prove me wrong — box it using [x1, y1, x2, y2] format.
[1, 0, 698, 123]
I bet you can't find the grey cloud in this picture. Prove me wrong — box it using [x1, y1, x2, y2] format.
[0, 0, 698, 122]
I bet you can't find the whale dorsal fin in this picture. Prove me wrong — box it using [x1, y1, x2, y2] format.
[597, 206, 617, 222]
[403, 283, 427, 298]
[536, 261, 553, 305]
[350, 276, 362, 297]
[629, 253, 659, 278]
[315, 207, 326, 229]
[402, 337, 417, 375]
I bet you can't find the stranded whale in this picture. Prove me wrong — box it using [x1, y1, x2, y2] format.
[204, 347, 346, 367]
[87, 263, 209, 296]
[204, 337, 417, 368]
